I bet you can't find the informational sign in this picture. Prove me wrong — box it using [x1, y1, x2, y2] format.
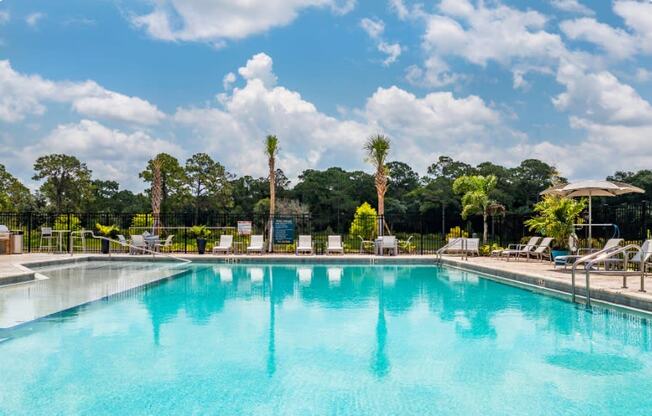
[273, 218, 295, 244]
[237, 221, 252, 236]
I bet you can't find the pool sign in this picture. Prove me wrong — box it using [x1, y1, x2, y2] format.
[273, 218, 295, 244]
[237, 221, 252, 236]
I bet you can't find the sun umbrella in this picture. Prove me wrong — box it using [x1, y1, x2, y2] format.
[540, 180, 644, 246]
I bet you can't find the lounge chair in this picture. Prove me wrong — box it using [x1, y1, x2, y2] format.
[554, 238, 624, 269]
[247, 235, 264, 254]
[627, 240, 652, 271]
[463, 238, 480, 257]
[379, 236, 398, 256]
[326, 235, 344, 255]
[296, 235, 313, 255]
[129, 234, 147, 254]
[500, 237, 541, 261]
[155, 235, 174, 253]
[527, 237, 554, 261]
[212, 235, 234, 255]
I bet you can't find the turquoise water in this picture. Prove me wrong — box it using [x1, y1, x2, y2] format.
[1, 263, 652, 415]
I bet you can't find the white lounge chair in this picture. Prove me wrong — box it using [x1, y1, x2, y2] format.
[526, 237, 554, 261]
[554, 238, 624, 269]
[296, 235, 313, 255]
[0, 225, 10, 254]
[326, 235, 344, 255]
[628, 240, 652, 271]
[501, 236, 541, 261]
[247, 235, 264, 254]
[379, 236, 398, 256]
[212, 235, 234, 254]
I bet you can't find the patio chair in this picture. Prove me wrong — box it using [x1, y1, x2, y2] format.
[500, 236, 541, 261]
[40, 227, 54, 252]
[212, 234, 234, 255]
[296, 235, 313, 255]
[627, 240, 652, 271]
[0, 225, 10, 254]
[247, 235, 264, 254]
[155, 235, 175, 253]
[326, 235, 344, 255]
[527, 237, 554, 261]
[379, 236, 398, 256]
[129, 234, 147, 255]
[117, 234, 130, 253]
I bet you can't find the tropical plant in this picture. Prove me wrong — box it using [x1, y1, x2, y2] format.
[364, 134, 390, 235]
[265, 135, 279, 252]
[188, 225, 211, 239]
[452, 174, 498, 243]
[349, 202, 378, 241]
[95, 223, 119, 238]
[445, 226, 468, 241]
[53, 214, 82, 231]
[480, 243, 502, 256]
[524, 195, 586, 250]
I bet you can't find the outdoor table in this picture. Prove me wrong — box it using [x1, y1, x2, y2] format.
[52, 230, 70, 253]
[145, 235, 159, 251]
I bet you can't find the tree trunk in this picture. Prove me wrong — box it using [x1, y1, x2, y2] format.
[441, 204, 446, 235]
[483, 212, 488, 244]
[151, 159, 163, 235]
[268, 159, 276, 253]
[377, 191, 384, 237]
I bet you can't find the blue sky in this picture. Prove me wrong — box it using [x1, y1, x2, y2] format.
[1, 0, 652, 191]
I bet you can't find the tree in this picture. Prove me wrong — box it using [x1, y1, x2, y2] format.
[364, 134, 391, 235]
[32, 154, 92, 212]
[511, 159, 562, 212]
[230, 175, 269, 217]
[0, 164, 34, 212]
[349, 202, 378, 241]
[427, 156, 475, 180]
[414, 176, 458, 233]
[151, 156, 163, 234]
[265, 135, 279, 252]
[387, 161, 419, 200]
[184, 153, 233, 220]
[525, 195, 586, 249]
[453, 175, 498, 243]
[140, 153, 187, 212]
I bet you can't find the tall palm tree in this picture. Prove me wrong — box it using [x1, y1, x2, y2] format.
[364, 134, 391, 236]
[265, 135, 279, 252]
[452, 175, 498, 243]
[151, 156, 163, 235]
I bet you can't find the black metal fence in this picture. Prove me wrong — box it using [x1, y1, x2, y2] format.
[1, 202, 649, 254]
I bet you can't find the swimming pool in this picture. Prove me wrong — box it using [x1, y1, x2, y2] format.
[1, 262, 651, 415]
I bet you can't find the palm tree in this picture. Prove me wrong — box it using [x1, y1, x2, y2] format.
[364, 134, 390, 236]
[151, 156, 163, 235]
[452, 175, 498, 243]
[265, 135, 279, 252]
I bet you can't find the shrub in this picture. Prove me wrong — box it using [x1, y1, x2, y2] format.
[130, 213, 153, 230]
[525, 195, 586, 249]
[446, 226, 468, 241]
[480, 243, 502, 256]
[188, 225, 211, 239]
[53, 214, 82, 231]
[349, 202, 377, 241]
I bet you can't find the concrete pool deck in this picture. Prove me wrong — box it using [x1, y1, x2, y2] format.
[1, 252, 652, 329]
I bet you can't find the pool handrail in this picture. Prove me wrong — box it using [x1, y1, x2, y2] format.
[70, 230, 192, 264]
[571, 243, 646, 307]
[436, 237, 468, 263]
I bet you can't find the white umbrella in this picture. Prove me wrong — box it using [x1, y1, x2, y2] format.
[540, 180, 644, 246]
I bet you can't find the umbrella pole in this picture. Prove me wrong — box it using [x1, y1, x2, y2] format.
[588, 192, 592, 249]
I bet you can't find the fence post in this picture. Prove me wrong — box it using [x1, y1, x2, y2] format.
[28, 211, 32, 253]
[642, 201, 648, 241]
[420, 215, 424, 255]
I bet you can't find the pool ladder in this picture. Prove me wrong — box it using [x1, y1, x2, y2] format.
[435, 238, 468, 265]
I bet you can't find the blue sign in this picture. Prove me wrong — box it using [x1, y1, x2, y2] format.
[273, 218, 295, 244]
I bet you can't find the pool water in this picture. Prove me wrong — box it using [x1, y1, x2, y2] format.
[1, 263, 652, 415]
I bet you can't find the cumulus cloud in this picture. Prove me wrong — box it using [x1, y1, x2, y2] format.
[237, 53, 277, 88]
[360, 18, 402, 65]
[0, 60, 164, 124]
[613, 0, 652, 53]
[131, 0, 355, 44]
[560, 18, 637, 59]
[22, 120, 182, 188]
[550, 0, 594, 16]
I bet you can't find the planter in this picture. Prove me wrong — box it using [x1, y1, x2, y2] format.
[101, 239, 110, 254]
[551, 249, 568, 260]
[197, 238, 207, 254]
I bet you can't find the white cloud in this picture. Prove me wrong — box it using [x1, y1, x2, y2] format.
[25, 12, 45, 28]
[560, 18, 637, 59]
[23, 120, 182, 188]
[614, 0, 652, 53]
[237, 53, 277, 88]
[550, 0, 594, 16]
[360, 18, 402, 66]
[405, 56, 460, 87]
[0, 60, 164, 124]
[131, 0, 355, 44]
[222, 72, 236, 90]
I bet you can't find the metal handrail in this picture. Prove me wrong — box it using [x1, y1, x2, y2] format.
[70, 230, 191, 264]
[571, 243, 646, 307]
[436, 237, 466, 263]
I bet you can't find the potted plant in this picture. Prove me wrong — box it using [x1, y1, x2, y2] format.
[188, 225, 211, 254]
[524, 195, 586, 259]
[95, 223, 119, 254]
